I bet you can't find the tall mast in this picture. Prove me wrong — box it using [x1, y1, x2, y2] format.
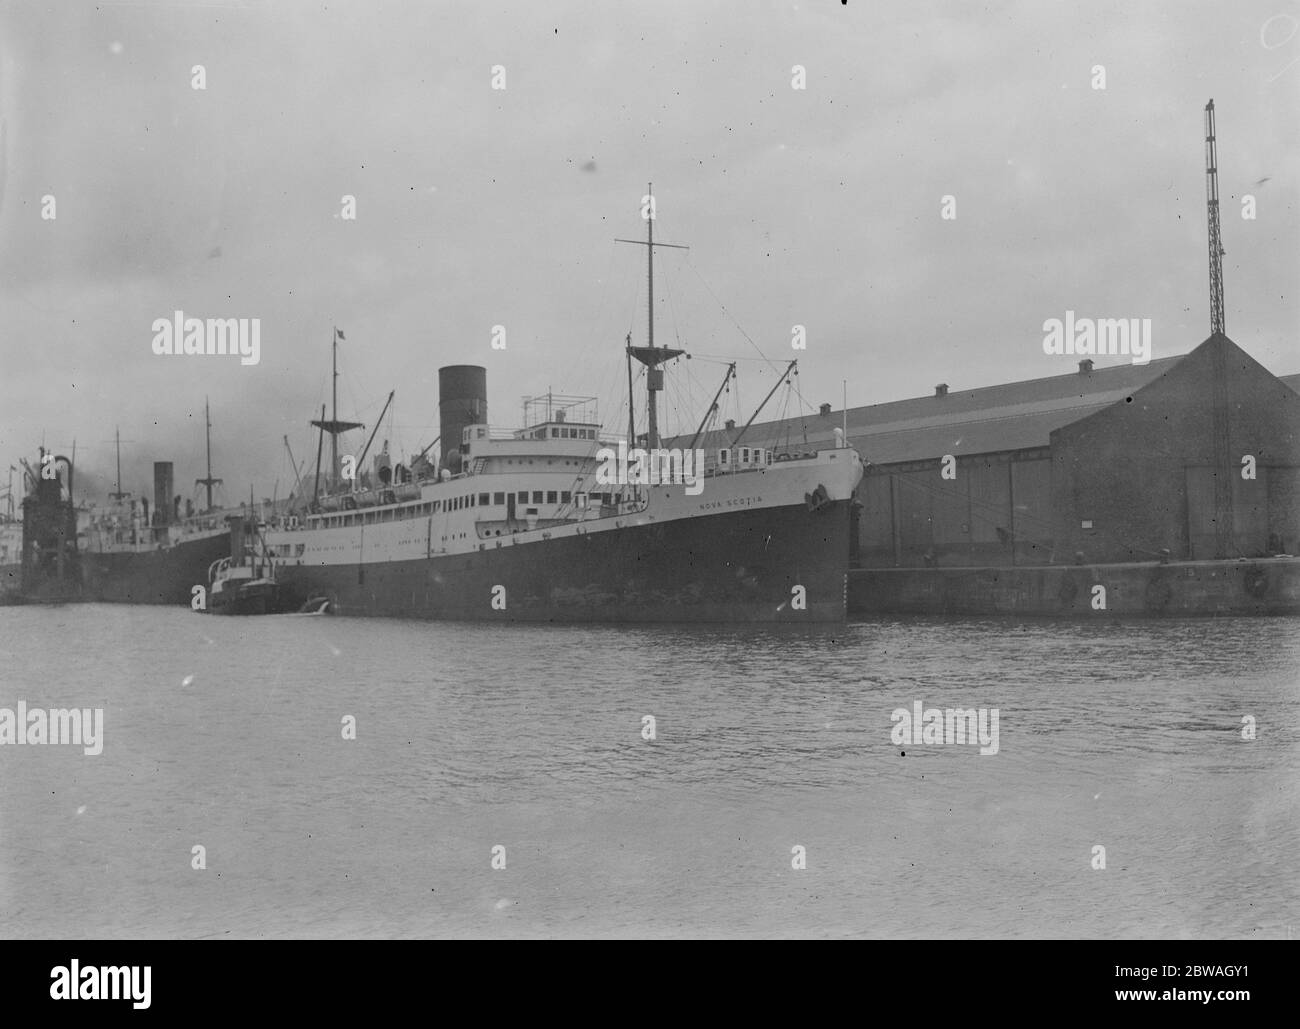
[331, 330, 339, 488]
[616, 183, 689, 450]
[194, 396, 223, 512]
[109, 427, 129, 501]
[647, 186, 654, 352]
[310, 328, 364, 497]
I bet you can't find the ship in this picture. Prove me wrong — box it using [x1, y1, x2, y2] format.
[79, 409, 233, 605]
[202, 517, 292, 615]
[0, 465, 21, 600]
[5, 449, 81, 604]
[260, 196, 864, 622]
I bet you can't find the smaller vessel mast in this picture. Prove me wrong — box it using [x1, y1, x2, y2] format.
[109, 427, 130, 502]
[194, 397, 223, 513]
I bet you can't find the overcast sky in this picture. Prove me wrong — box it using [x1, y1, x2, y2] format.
[1, 0, 1296, 506]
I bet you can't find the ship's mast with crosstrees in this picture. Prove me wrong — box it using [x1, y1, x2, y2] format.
[617, 183, 689, 450]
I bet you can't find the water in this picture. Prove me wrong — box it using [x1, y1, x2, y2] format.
[0, 605, 1296, 938]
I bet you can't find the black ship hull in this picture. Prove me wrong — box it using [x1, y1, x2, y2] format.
[274, 498, 854, 622]
[82, 532, 231, 605]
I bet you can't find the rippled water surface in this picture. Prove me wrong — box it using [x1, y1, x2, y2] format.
[1, 606, 1296, 938]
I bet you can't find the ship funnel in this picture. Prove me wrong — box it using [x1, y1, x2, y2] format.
[438, 365, 487, 474]
[153, 462, 174, 527]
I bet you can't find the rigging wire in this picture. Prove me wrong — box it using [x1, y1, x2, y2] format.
[684, 258, 818, 416]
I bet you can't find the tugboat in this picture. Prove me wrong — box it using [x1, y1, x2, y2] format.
[204, 517, 289, 615]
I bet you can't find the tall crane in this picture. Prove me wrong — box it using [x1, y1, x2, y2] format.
[1204, 99, 1225, 336]
[1205, 99, 1233, 557]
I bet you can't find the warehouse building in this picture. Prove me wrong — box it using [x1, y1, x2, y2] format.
[683, 333, 1300, 568]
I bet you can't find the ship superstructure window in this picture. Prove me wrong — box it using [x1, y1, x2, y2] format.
[561, 491, 571, 503]
[493, 492, 505, 505]
[532, 491, 543, 504]
[547, 491, 558, 504]
[517, 491, 527, 503]
[479, 493, 490, 506]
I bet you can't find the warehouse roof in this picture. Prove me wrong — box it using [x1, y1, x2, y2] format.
[671, 355, 1185, 465]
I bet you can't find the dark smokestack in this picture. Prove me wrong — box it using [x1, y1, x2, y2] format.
[153, 462, 174, 526]
[439, 366, 487, 474]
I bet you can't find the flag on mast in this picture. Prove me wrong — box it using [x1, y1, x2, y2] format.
[335, 327, 346, 341]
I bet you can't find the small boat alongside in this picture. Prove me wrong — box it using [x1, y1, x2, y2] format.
[203, 525, 291, 615]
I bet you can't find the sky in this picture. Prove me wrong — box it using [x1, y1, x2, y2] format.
[0, 0, 1296, 508]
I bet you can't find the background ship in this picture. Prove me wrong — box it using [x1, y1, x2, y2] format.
[79, 406, 233, 605]
[5, 449, 81, 604]
[0, 465, 21, 600]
